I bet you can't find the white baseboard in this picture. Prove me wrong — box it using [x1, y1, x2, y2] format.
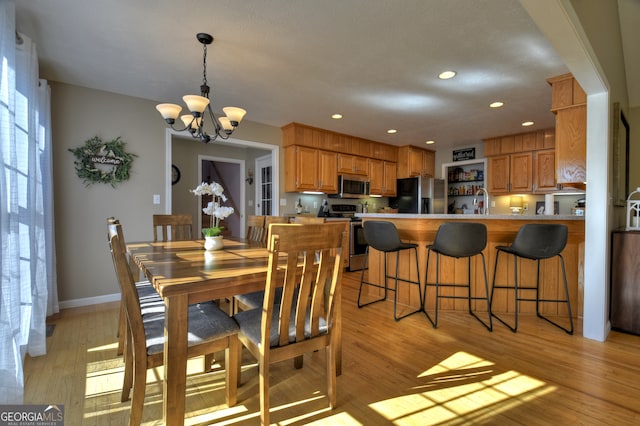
[59, 293, 121, 310]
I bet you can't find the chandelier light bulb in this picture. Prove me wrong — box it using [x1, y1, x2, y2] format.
[183, 95, 210, 114]
[156, 103, 182, 123]
[223, 107, 247, 126]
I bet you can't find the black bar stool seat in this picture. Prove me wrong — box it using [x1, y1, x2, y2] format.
[423, 222, 492, 331]
[358, 220, 422, 321]
[490, 223, 574, 334]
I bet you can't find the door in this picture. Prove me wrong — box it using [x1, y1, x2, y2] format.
[255, 154, 273, 215]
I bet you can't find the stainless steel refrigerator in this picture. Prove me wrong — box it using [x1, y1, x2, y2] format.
[396, 176, 445, 214]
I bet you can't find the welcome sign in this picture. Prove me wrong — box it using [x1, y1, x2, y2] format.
[453, 148, 475, 162]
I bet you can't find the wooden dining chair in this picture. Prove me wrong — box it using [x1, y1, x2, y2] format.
[116, 214, 194, 355]
[107, 220, 240, 426]
[152, 213, 193, 241]
[233, 216, 293, 313]
[233, 223, 346, 425]
[261, 216, 290, 246]
[292, 216, 325, 224]
[110, 217, 161, 356]
[246, 215, 265, 243]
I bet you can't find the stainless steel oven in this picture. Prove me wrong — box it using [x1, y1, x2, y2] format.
[349, 220, 367, 271]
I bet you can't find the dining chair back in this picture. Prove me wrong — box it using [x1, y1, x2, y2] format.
[292, 216, 326, 224]
[110, 217, 159, 356]
[107, 220, 240, 425]
[152, 213, 193, 241]
[246, 215, 265, 242]
[233, 223, 346, 425]
[262, 216, 290, 245]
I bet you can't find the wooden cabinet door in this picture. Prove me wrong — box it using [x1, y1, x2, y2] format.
[534, 149, 556, 193]
[369, 160, 396, 196]
[337, 154, 368, 175]
[610, 232, 640, 334]
[510, 152, 533, 193]
[407, 148, 423, 177]
[487, 155, 510, 194]
[369, 159, 384, 195]
[556, 105, 586, 183]
[295, 146, 320, 191]
[382, 161, 397, 196]
[317, 150, 338, 193]
[422, 150, 435, 177]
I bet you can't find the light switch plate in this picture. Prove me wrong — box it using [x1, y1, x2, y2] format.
[280, 198, 287, 206]
[153, 194, 160, 205]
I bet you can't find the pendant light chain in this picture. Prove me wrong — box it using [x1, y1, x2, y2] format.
[202, 42, 208, 89]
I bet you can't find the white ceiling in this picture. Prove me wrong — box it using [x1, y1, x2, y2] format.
[14, 0, 639, 151]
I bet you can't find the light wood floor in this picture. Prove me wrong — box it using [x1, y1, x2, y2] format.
[25, 272, 640, 425]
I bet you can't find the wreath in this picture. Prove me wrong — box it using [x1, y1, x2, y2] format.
[68, 136, 137, 187]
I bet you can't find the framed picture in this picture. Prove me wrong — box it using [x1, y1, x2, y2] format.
[535, 201, 559, 215]
[612, 102, 630, 206]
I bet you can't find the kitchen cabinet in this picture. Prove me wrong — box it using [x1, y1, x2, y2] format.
[555, 105, 586, 183]
[547, 73, 586, 184]
[369, 159, 397, 196]
[282, 122, 398, 160]
[284, 145, 338, 193]
[337, 154, 369, 176]
[610, 231, 640, 334]
[487, 152, 533, 194]
[533, 149, 556, 193]
[371, 142, 398, 162]
[397, 146, 435, 179]
[484, 128, 556, 194]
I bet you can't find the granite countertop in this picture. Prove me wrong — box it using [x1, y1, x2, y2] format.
[356, 213, 585, 221]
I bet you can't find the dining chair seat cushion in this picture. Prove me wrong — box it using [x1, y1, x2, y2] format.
[234, 305, 327, 348]
[234, 287, 283, 311]
[135, 281, 165, 316]
[135, 280, 157, 298]
[143, 302, 239, 355]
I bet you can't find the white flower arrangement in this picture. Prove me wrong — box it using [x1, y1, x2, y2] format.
[191, 181, 235, 237]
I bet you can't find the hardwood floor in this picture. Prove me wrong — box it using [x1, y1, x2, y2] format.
[25, 272, 640, 425]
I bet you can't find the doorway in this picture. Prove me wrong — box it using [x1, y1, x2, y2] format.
[199, 156, 242, 238]
[165, 131, 280, 238]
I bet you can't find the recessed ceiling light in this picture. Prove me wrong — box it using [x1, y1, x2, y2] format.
[387, 129, 397, 134]
[331, 113, 343, 119]
[438, 70, 457, 80]
[425, 140, 435, 145]
[489, 101, 504, 108]
[522, 121, 534, 127]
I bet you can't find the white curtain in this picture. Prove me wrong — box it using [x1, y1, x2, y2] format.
[0, 0, 57, 403]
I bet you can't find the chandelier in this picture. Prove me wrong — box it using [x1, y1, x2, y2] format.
[155, 33, 246, 143]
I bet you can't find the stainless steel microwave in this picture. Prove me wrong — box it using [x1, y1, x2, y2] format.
[330, 175, 370, 199]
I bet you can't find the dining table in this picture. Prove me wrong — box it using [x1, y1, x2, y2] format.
[127, 237, 342, 426]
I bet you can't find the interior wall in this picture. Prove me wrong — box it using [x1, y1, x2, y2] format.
[627, 106, 640, 189]
[50, 82, 281, 306]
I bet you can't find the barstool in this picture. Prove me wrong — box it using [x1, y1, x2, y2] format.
[490, 224, 574, 334]
[423, 222, 492, 330]
[358, 221, 422, 321]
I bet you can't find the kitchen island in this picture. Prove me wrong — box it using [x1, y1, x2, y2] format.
[358, 214, 585, 323]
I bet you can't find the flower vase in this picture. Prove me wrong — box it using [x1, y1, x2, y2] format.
[204, 236, 224, 251]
